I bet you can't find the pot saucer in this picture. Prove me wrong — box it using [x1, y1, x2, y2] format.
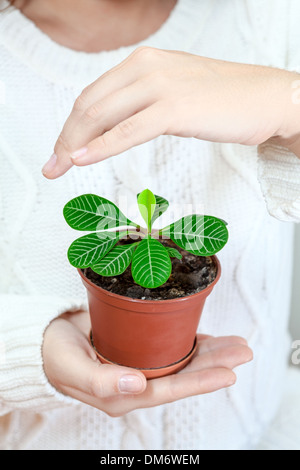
[89, 331, 197, 379]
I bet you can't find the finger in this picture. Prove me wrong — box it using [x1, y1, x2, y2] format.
[58, 79, 155, 171]
[42, 74, 138, 180]
[61, 366, 237, 417]
[71, 47, 158, 115]
[42, 48, 159, 179]
[70, 103, 169, 167]
[196, 334, 214, 342]
[130, 367, 237, 410]
[197, 335, 249, 355]
[72, 53, 153, 114]
[181, 344, 253, 374]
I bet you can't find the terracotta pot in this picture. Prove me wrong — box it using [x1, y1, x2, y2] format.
[78, 255, 221, 379]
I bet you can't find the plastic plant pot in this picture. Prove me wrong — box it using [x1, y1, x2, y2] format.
[78, 255, 221, 379]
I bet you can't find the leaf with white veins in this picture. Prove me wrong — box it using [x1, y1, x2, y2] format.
[63, 194, 137, 231]
[67, 231, 122, 268]
[91, 243, 138, 277]
[131, 238, 172, 288]
[151, 194, 169, 225]
[162, 215, 228, 256]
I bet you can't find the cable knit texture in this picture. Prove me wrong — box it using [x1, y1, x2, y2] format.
[0, 0, 300, 450]
[258, 143, 300, 222]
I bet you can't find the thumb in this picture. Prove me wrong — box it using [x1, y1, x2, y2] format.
[87, 363, 148, 398]
[58, 345, 148, 398]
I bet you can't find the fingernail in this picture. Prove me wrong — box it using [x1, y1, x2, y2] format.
[71, 147, 88, 160]
[42, 153, 57, 175]
[119, 375, 144, 394]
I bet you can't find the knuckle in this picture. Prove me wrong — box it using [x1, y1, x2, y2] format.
[73, 88, 90, 112]
[54, 132, 72, 154]
[83, 102, 101, 123]
[98, 133, 112, 155]
[114, 120, 135, 140]
[131, 46, 158, 61]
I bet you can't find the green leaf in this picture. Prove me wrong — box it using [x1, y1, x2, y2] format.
[151, 194, 169, 225]
[131, 238, 172, 288]
[165, 246, 182, 260]
[67, 231, 121, 268]
[63, 194, 136, 231]
[162, 215, 229, 256]
[137, 192, 169, 226]
[137, 189, 156, 231]
[91, 243, 138, 277]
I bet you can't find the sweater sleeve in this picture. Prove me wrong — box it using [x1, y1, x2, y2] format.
[0, 294, 85, 416]
[257, 143, 300, 222]
[256, 0, 300, 223]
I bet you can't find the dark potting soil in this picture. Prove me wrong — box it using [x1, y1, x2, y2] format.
[83, 240, 218, 300]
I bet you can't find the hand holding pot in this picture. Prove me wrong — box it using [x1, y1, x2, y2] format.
[42, 47, 300, 178]
[43, 310, 253, 417]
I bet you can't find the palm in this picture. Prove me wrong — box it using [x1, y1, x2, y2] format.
[43, 310, 253, 417]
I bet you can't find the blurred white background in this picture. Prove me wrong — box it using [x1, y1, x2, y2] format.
[290, 226, 300, 340]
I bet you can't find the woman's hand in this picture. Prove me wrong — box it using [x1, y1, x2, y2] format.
[42, 310, 253, 417]
[42, 47, 300, 179]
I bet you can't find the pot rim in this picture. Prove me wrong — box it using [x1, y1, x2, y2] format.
[77, 254, 221, 305]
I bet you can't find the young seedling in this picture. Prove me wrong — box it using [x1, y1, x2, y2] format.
[63, 189, 229, 289]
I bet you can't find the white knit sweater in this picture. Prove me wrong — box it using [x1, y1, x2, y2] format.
[0, 0, 300, 451]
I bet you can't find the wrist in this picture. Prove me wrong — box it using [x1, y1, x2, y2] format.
[270, 71, 300, 158]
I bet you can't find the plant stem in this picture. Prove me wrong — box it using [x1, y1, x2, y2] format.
[152, 226, 171, 240]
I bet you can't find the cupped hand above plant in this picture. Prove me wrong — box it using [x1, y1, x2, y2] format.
[43, 48, 300, 179]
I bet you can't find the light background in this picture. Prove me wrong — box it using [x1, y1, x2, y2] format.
[290, 226, 300, 340]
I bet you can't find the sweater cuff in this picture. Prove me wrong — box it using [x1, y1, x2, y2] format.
[0, 294, 86, 414]
[257, 142, 300, 222]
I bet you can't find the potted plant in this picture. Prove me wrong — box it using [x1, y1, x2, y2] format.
[63, 189, 229, 378]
